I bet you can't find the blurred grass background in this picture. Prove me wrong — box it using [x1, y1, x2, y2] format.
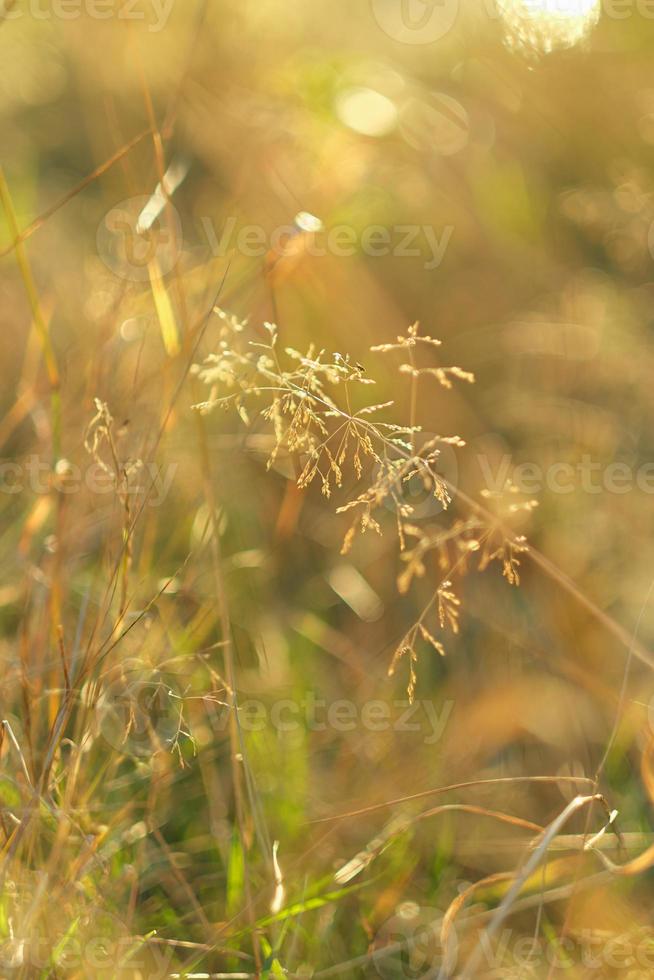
[3, 0, 654, 975]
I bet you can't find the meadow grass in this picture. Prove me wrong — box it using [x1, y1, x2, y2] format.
[3, 4, 654, 977]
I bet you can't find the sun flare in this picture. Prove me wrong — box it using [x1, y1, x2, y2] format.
[498, 0, 601, 52]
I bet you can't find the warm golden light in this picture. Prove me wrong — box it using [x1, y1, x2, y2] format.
[498, 0, 601, 53]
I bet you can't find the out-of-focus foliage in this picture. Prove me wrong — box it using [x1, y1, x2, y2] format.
[3, 0, 654, 975]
